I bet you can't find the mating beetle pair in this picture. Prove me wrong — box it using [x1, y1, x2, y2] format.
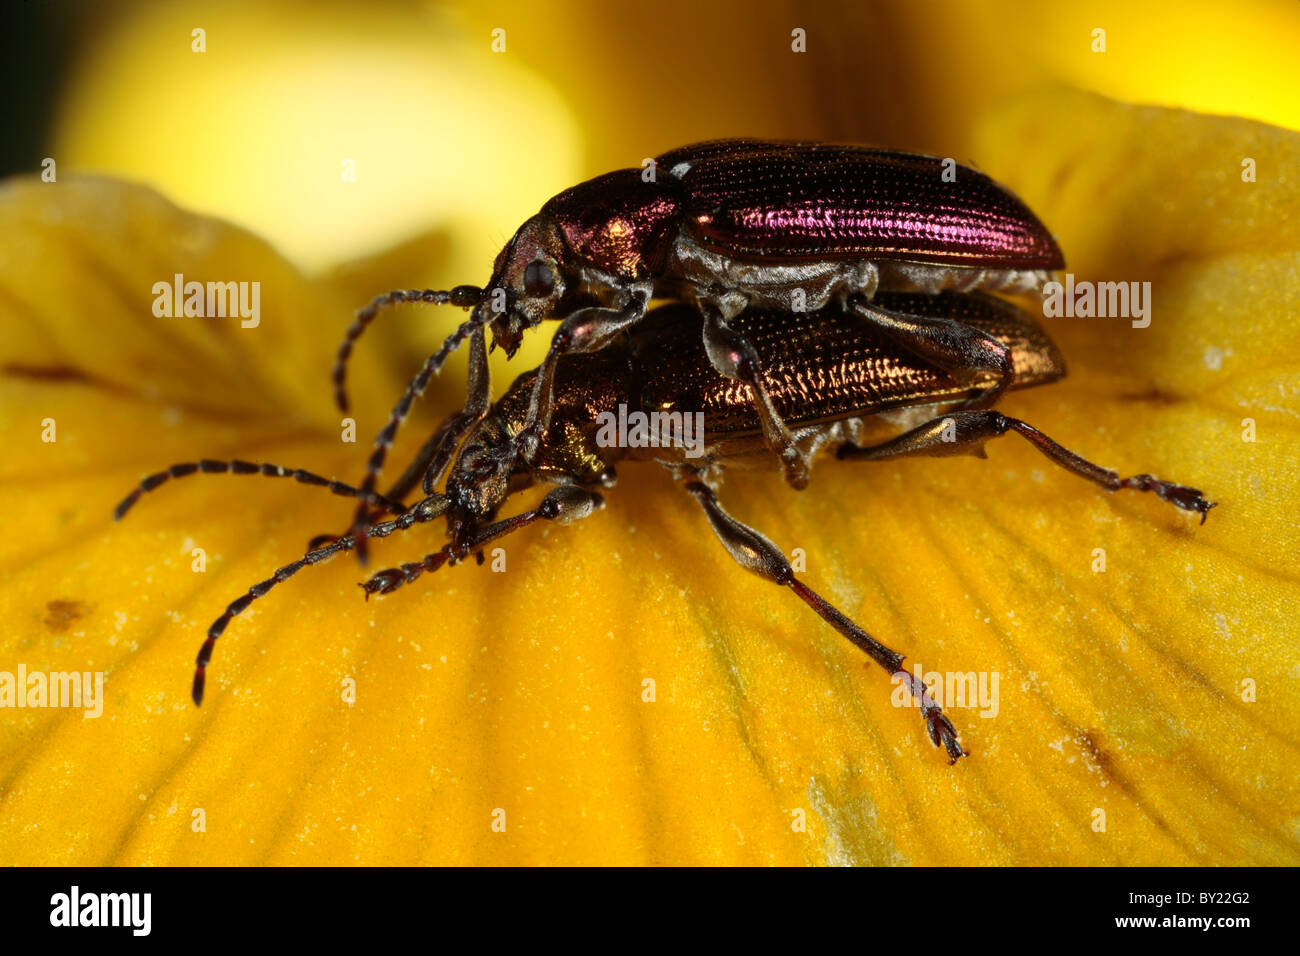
[117, 293, 1211, 761]
[116, 140, 1214, 763]
[332, 140, 1067, 553]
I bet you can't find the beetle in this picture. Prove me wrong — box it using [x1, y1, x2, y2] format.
[115, 292, 1213, 763]
[330, 140, 1066, 557]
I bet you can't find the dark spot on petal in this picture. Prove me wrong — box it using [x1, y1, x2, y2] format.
[2, 362, 128, 393]
[44, 599, 90, 632]
[1117, 387, 1183, 406]
[1077, 729, 1118, 780]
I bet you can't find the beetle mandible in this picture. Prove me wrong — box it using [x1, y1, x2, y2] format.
[118, 293, 1212, 763]
[332, 140, 1065, 558]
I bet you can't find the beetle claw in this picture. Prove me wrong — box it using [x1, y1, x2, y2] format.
[360, 569, 404, 599]
[1164, 483, 1216, 523]
[1120, 475, 1217, 523]
[893, 668, 967, 764]
[926, 711, 968, 764]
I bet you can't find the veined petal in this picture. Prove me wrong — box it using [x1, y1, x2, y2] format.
[1, 93, 1297, 866]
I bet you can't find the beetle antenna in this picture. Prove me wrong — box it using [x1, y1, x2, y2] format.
[113, 458, 407, 522]
[332, 285, 483, 413]
[349, 307, 496, 565]
[192, 494, 451, 705]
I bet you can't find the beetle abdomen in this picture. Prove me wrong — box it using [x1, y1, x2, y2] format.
[634, 294, 1064, 436]
[665, 141, 1063, 269]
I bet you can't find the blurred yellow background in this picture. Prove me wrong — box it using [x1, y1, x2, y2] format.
[2, 0, 1297, 866]
[45, 0, 1300, 399]
[52, 0, 1300, 274]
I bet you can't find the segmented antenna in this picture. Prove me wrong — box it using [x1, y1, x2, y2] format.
[349, 306, 497, 563]
[113, 459, 407, 522]
[332, 285, 483, 413]
[192, 495, 451, 705]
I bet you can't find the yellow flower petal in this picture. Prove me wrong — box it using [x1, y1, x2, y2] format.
[1, 89, 1297, 865]
[51, 1, 583, 272]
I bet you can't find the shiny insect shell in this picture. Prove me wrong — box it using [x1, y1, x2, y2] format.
[116, 292, 1214, 763]
[332, 140, 1069, 558]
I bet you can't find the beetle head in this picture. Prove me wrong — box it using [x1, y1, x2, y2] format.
[486, 215, 568, 358]
[444, 412, 523, 525]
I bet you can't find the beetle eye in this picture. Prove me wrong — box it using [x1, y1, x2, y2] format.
[523, 261, 555, 297]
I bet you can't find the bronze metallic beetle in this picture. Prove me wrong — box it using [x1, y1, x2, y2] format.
[116, 293, 1213, 762]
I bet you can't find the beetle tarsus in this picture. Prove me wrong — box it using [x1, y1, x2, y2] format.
[361, 486, 608, 598]
[360, 569, 404, 598]
[1118, 475, 1216, 523]
[931, 713, 968, 765]
[892, 669, 967, 764]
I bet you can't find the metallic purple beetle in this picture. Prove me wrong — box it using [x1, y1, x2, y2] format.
[332, 140, 1064, 552]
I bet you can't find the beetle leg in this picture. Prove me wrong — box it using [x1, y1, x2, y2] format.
[697, 301, 813, 490]
[360, 485, 606, 598]
[381, 421, 456, 506]
[515, 289, 651, 462]
[366, 321, 495, 509]
[848, 293, 1014, 410]
[417, 322, 495, 495]
[837, 409, 1216, 523]
[683, 480, 966, 763]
